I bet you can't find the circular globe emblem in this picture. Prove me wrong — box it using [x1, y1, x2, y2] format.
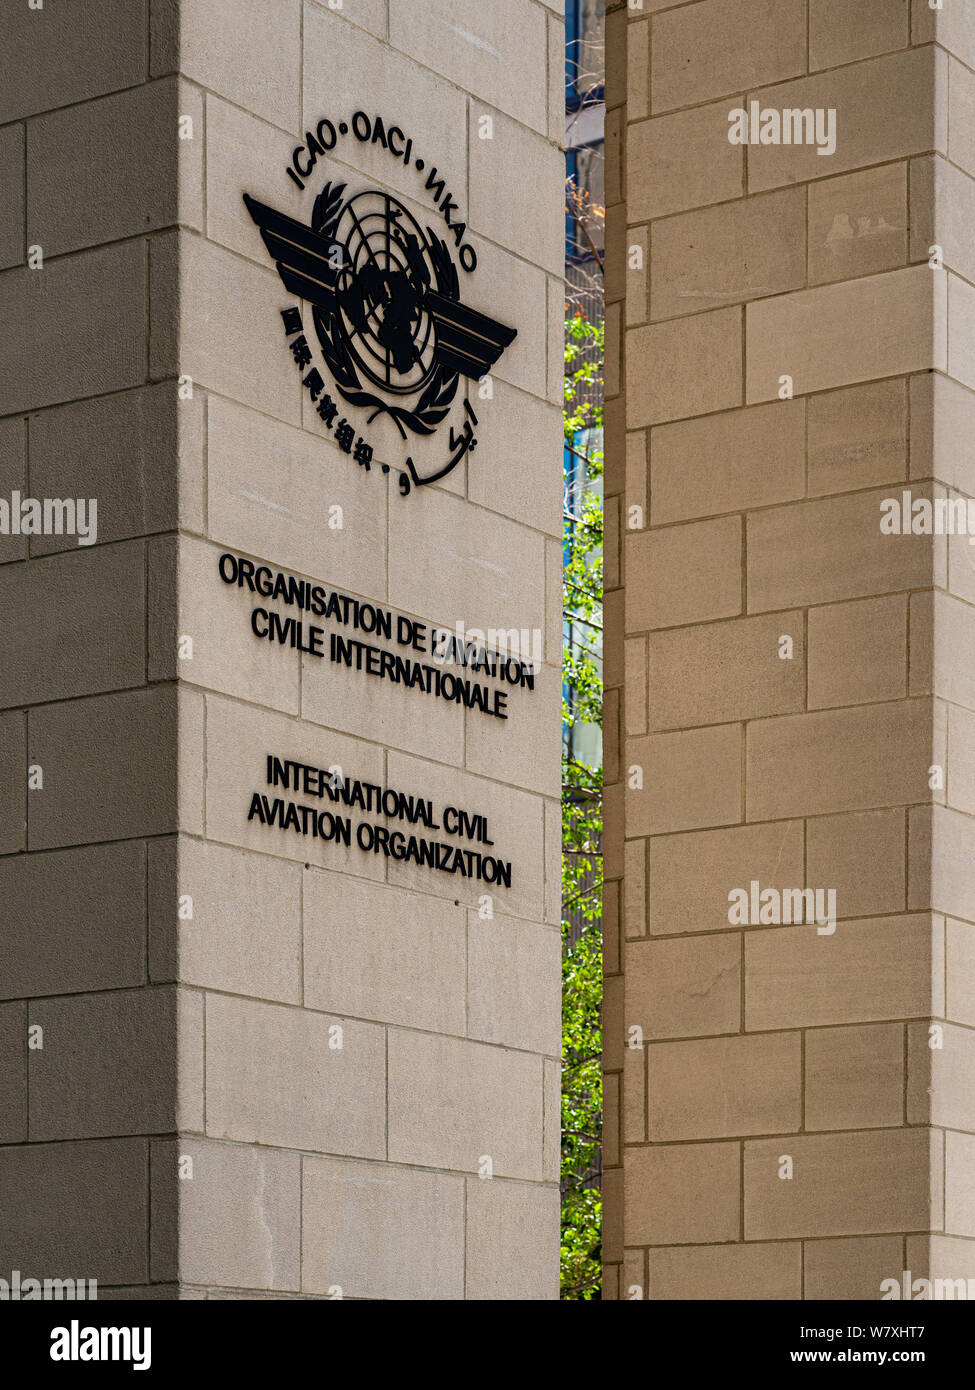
[331, 192, 439, 397]
[243, 170, 517, 476]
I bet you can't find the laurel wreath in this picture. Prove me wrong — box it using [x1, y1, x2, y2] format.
[310, 183, 460, 440]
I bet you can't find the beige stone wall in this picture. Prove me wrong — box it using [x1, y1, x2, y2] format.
[0, 0, 187, 1298]
[606, 0, 975, 1300]
[1, 0, 563, 1299]
[166, 0, 564, 1301]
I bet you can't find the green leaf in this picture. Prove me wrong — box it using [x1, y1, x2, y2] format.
[561, 313, 604, 1300]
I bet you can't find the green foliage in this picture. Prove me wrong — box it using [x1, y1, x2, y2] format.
[560, 907, 602, 1298]
[564, 313, 605, 443]
[560, 311, 603, 1300]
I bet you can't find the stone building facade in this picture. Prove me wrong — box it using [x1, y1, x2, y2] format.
[604, 0, 975, 1299]
[0, 0, 564, 1300]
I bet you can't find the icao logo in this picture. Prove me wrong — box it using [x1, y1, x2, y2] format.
[244, 111, 518, 497]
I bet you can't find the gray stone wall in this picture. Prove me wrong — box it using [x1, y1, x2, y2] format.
[0, 0, 563, 1300]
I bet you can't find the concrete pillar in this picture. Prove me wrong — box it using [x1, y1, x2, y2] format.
[606, 0, 975, 1300]
[1, 0, 563, 1300]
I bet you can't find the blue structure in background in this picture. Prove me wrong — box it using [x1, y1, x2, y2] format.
[562, 3, 605, 771]
[565, 0, 605, 266]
